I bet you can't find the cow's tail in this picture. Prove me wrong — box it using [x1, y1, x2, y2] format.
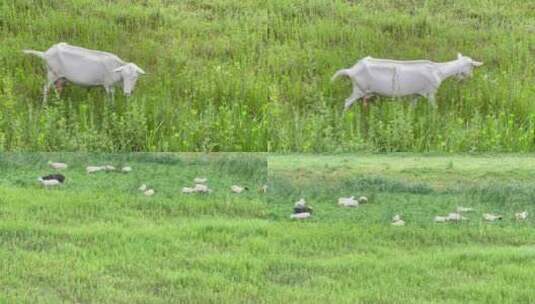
[22, 49, 45, 59]
[331, 68, 349, 82]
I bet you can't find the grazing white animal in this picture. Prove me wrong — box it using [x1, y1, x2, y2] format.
[446, 212, 466, 222]
[138, 184, 147, 192]
[391, 215, 405, 226]
[121, 166, 132, 173]
[23, 42, 145, 102]
[483, 213, 502, 222]
[38, 177, 62, 187]
[144, 189, 155, 196]
[260, 184, 268, 193]
[230, 185, 248, 193]
[358, 196, 368, 204]
[294, 198, 313, 214]
[86, 165, 116, 173]
[338, 196, 359, 207]
[294, 198, 307, 208]
[290, 212, 311, 219]
[182, 187, 195, 194]
[193, 184, 211, 193]
[515, 211, 528, 221]
[86, 166, 104, 174]
[194, 177, 207, 184]
[456, 206, 474, 213]
[433, 216, 448, 223]
[48, 161, 68, 170]
[104, 165, 116, 171]
[332, 53, 483, 109]
[182, 184, 212, 193]
[434, 213, 467, 223]
[391, 219, 405, 226]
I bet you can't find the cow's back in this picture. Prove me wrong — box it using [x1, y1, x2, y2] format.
[356, 58, 439, 96]
[44, 43, 124, 86]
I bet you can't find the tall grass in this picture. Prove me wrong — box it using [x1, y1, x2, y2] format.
[266, 0, 535, 152]
[0, 0, 534, 151]
[1, 0, 270, 151]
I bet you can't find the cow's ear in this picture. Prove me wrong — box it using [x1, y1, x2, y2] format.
[136, 67, 146, 75]
[457, 53, 463, 59]
[114, 66, 125, 73]
[472, 61, 483, 67]
[128, 63, 146, 75]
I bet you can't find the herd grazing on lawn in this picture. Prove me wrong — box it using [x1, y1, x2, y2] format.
[35, 159, 528, 225]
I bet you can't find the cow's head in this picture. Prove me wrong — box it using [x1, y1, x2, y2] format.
[455, 53, 483, 80]
[114, 63, 146, 96]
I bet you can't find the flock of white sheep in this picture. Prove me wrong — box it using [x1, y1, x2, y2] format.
[291, 198, 528, 225]
[39, 161, 529, 225]
[39, 161, 262, 196]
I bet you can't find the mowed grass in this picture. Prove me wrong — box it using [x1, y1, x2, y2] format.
[0, 153, 271, 303]
[2, 153, 535, 303]
[1, 0, 534, 152]
[267, 154, 535, 303]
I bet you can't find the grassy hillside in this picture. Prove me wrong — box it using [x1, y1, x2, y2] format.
[2, 153, 535, 303]
[1, 1, 269, 151]
[0, 0, 534, 151]
[268, 0, 535, 152]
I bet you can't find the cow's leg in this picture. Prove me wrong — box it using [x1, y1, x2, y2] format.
[104, 86, 116, 108]
[110, 87, 116, 107]
[426, 93, 437, 108]
[43, 69, 59, 103]
[411, 97, 419, 108]
[104, 86, 112, 95]
[54, 78, 65, 96]
[54, 80, 62, 95]
[363, 95, 371, 108]
[344, 86, 365, 110]
[104, 86, 116, 99]
[43, 80, 54, 104]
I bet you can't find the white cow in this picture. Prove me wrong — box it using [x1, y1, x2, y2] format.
[332, 53, 483, 110]
[23, 42, 145, 102]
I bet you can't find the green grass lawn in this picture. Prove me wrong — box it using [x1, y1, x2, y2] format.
[0, 153, 269, 303]
[2, 153, 535, 303]
[267, 154, 535, 303]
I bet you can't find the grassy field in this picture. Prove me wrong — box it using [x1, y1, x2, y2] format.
[267, 154, 535, 303]
[1, 0, 534, 152]
[2, 153, 535, 303]
[0, 153, 269, 303]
